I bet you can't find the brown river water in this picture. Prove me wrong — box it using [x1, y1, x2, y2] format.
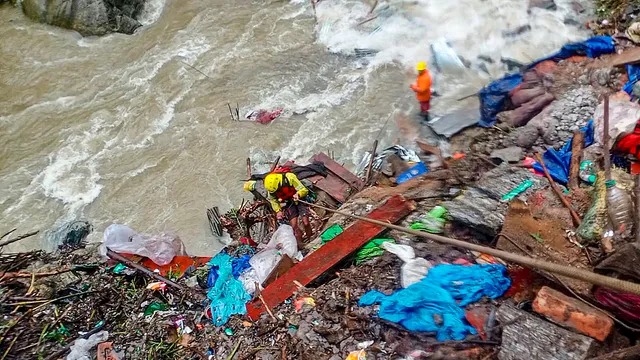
[0, 0, 591, 255]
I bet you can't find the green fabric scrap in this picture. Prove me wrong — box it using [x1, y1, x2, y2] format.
[320, 224, 344, 244]
[355, 238, 395, 265]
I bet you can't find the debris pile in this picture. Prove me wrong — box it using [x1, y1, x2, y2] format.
[6, 18, 640, 360]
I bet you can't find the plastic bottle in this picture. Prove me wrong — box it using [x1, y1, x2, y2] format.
[579, 161, 596, 184]
[606, 180, 633, 237]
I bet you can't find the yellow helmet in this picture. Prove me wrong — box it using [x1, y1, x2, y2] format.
[416, 61, 427, 71]
[243, 180, 256, 192]
[263, 173, 282, 193]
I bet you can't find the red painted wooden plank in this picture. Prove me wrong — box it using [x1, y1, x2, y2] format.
[246, 195, 414, 320]
[314, 174, 351, 203]
[311, 153, 365, 191]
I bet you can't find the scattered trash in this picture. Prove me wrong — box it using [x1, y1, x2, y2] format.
[410, 205, 447, 233]
[146, 281, 167, 292]
[67, 331, 110, 360]
[294, 297, 316, 313]
[224, 328, 234, 336]
[345, 350, 367, 360]
[207, 252, 251, 326]
[101, 224, 185, 266]
[143, 302, 168, 316]
[396, 162, 428, 184]
[354, 238, 395, 265]
[359, 264, 510, 341]
[579, 160, 596, 184]
[381, 242, 431, 288]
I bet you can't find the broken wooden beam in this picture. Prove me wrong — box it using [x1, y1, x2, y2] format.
[310, 152, 365, 191]
[497, 302, 600, 360]
[245, 195, 415, 320]
[535, 152, 582, 226]
[588, 345, 640, 360]
[568, 131, 585, 190]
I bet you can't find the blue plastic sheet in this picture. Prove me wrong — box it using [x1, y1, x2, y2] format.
[478, 73, 523, 127]
[358, 264, 511, 341]
[624, 64, 640, 95]
[479, 36, 615, 127]
[533, 120, 594, 184]
[207, 253, 252, 288]
[207, 252, 251, 326]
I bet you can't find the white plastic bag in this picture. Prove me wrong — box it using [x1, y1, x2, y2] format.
[249, 225, 298, 285]
[594, 97, 640, 145]
[66, 331, 109, 360]
[381, 242, 431, 288]
[101, 224, 185, 266]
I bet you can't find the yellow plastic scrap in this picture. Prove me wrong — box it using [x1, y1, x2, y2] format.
[346, 350, 366, 360]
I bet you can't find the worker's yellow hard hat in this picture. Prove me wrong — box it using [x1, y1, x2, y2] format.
[416, 61, 427, 71]
[243, 180, 256, 192]
[263, 173, 282, 193]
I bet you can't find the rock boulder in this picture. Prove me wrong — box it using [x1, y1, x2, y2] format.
[21, 0, 146, 36]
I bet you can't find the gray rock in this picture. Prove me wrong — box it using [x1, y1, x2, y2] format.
[529, 0, 557, 10]
[21, 0, 145, 36]
[490, 146, 524, 163]
[443, 166, 544, 238]
[515, 126, 540, 148]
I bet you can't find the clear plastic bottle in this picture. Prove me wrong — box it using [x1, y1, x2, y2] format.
[606, 180, 634, 237]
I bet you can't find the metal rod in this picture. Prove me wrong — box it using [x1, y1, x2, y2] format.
[227, 103, 236, 121]
[298, 200, 640, 295]
[364, 140, 378, 184]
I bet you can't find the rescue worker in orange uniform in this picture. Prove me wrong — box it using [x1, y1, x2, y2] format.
[263, 171, 313, 245]
[410, 61, 432, 118]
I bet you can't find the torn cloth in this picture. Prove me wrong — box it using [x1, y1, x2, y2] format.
[358, 264, 511, 341]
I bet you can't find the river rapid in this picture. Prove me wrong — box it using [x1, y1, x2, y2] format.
[0, 0, 592, 254]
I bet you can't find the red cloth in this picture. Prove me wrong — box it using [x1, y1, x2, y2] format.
[255, 108, 283, 124]
[419, 100, 430, 113]
[594, 286, 640, 324]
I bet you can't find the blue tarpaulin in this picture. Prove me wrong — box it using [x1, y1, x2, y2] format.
[479, 36, 616, 127]
[533, 120, 594, 184]
[624, 64, 640, 95]
[358, 264, 511, 341]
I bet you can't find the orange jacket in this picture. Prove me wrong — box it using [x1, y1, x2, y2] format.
[411, 70, 432, 102]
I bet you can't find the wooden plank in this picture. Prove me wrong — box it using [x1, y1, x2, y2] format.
[310, 152, 365, 190]
[314, 174, 351, 203]
[497, 302, 599, 360]
[606, 47, 640, 67]
[246, 195, 414, 320]
[263, 254, 295, 287]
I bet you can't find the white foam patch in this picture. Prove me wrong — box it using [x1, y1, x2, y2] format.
[36, 115, 109, 214]
[138, 0, 166, 26]
[313, 0, 589, 73]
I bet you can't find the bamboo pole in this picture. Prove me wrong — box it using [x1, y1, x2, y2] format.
[299, 200, 640, 295]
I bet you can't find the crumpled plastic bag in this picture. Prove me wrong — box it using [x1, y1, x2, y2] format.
[249, 225, 299, 285]
[66, 331, 109, 360]
[359, 264, 511, 341]
[207, 252, 251, 326]
[381, 242, 431, 288]
[101, 224, 185, 266]
[594, 97, 640, 146]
